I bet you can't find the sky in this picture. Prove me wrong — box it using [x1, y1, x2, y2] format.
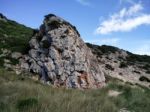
[0, 0, 150, 55]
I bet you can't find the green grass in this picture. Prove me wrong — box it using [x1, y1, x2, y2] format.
[0, 69, 150, 112]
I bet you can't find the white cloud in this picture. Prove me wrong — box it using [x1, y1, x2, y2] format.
[85, 38, 120, 46]
[76, 0, 90, 6]
[95, 3, 150, 34]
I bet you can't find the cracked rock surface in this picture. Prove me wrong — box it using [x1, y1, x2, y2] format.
[20, 14, 105, 89]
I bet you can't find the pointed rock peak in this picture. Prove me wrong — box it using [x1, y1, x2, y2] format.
[20, 14, 105, 89]
[43, 13, 80, 37]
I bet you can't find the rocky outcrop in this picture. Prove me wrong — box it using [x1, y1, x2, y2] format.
[20, 14, 105, 89]
[87, 43, 150, 88]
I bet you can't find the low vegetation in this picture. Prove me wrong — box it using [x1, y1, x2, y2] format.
[0, 69, 150, 112]
[119, 62, 128, 68]
[86, 43, 119, 56]
[0, 17, 33, 67]
[0, 19, 33, 53]
[105, 64, 114, 71]
[139, 76, 150, 83]
[126, 52, 150, 65]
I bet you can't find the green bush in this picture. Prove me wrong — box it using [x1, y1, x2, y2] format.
[86, 43, 119, 55]
[119, 62, 128, 68]
[139, 76, 150, 82]
[146, 70, 150, 74]
[0, 19, 33, 53]
[16, 98, 38, 111]
[105, 64, 114, 71]
[133, 70, 140, 74]
[127, 53, 150, 64]
[142, 64, 150, 70]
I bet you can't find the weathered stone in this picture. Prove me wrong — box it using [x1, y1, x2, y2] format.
[4, 59, 10, 63]
[29, 38, 39, 49]
[20, 59, 29, 70]
[11, 52, 22, 59]
[20, 14, 105, 89]
[4, 63, 12, 69]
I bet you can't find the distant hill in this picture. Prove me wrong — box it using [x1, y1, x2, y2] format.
[87, 43, 150, 88]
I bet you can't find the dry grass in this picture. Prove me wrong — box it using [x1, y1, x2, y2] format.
[0, 69, 150, 112]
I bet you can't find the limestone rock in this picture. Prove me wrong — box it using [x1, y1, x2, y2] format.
[20, 14, 105, 89]
[11, 52, 22, 59]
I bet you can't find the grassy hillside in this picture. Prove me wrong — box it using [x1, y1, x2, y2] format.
[0, 18, 33, 53]
[0, 69, 150, 112]
[0, 15, 33, 67]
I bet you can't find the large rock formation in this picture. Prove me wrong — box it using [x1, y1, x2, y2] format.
[20, 14, 105, 89]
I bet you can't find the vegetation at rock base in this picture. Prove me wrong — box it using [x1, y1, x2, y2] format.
[0, 69, 150, 112]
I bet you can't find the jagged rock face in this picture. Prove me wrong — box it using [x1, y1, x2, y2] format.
[20, 14, 105, 89]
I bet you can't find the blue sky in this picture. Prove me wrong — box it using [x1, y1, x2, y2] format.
[0, 0, 150, 55]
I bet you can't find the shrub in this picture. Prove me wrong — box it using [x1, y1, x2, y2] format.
[127, 53, 150, 64]
[105, 64, 114, 71]
[0, 102, 6, 111]
[139, 76, 150, 82]
[133, 70, 140, 74]
[16, 98, 38, 111]
[146, 71, 150, 74]
[42, 40, 50, 48]
[142, 64, 150, 70]
[119, 62, 128, 68]
[48, 21, 61, 30]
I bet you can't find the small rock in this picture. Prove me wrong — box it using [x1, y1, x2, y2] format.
[11, 52, 22, 59]
[108, 90, 122, 97]
[4, 59, 10, 63]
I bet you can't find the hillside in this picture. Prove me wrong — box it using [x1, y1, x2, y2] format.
[0, 13, 150, 112]
[0, 13, 33, 67]
[0, 13, 150, 88]
[87, 43, 150, 88]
